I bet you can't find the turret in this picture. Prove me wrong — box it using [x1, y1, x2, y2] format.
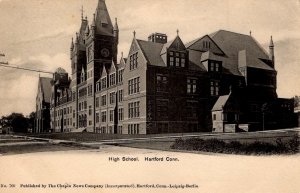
[113, 18, 119, 43]
[269, 36, 275, 67]
[70, 37, 74, 51]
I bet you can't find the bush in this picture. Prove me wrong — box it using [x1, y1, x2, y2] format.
[170, 136, 299, 155]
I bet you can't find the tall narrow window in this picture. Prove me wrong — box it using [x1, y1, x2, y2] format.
[210, 80, 219, 96]
[156, 74, 168, 92]
[187, 78, 197, 94]
[128, 77, 140, 95]
[130, 53, 138, 70]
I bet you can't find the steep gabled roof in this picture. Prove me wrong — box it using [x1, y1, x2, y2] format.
[94, 0, 114, 36]
[209, 30, 274, 71]
[161, 36, 186, 55]
[136, 39, 165, 67]
[212, 94, 231, 111]
[39, 77, 52, 103]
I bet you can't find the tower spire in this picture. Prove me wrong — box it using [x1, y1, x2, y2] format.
[93, 0, 114, 36]
[81, 5, 84, 20]
[269, 35, 275, 67]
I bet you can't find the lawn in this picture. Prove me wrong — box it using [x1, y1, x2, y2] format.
[0, 143, 96, 155]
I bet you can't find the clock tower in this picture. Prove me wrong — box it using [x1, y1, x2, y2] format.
[84, 0, 119, 131]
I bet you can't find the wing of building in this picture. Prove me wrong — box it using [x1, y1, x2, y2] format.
[35, 76, 52, 133]
[35, 0, 296, 134]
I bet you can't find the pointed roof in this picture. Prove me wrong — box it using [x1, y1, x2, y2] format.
[137, 39, 165, 67]
[209, 30, 274, 71]
[100, 65, 108, 78]
[160, 36, 186, 55]
[39, 77, 52, 103]
[94, 0, 114, 36]
[269, 36, 274, 47]
[212, 94, 231, 111]
[113, 18, 119, 31]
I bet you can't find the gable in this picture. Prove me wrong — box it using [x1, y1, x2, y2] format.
[187, 35, 225, 55]
[168, 36, 186, 51]
[128, 39, 140, 54]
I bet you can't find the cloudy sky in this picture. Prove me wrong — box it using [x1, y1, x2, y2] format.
[0, 0, 299, 117]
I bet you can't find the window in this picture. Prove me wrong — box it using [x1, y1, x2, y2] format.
[89, 105, 92, 115]
[203, 41, 211, 49]
[128, 77, 140, 95]
[109, 110, 114, 122]
[128, 124, 140, 134]
[187, 78, 197, 94]
[118, 126, 123, 134]
[187, 101, 197, 118]
[96, 113, 100, 123]
[96, 97, 100, 108]
[96, 83, 100, 92]
[101, 77, 107, 89]
[130, 53, 138, 70]
[84, 101, 87, 109]
[73, 110, 75, 118]
[128, 101, 140, 118]
[118, 89, 123, 102]
[88, 84, 92, 96]
[101, 111, 107, 123]
[156, 74, 168, 92]
[118, 69, 124, 83]
[79, 87, 87, 98]
[118, 108, 124, 121]
[101, 95, 107, 106]
[81, 71, 85, 83]
[109, 73, 116, 87]
[169, 51, 186, 67]
[210, 80, 219, 96]
[210, 61, 221, 72]
[109, 92, 116, 104]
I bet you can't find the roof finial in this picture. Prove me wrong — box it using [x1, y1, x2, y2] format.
[249, 30, 252, 36]
[133, 30, 136, 38]
[269, 35, 274, 47]
[81, 5, 84, 20]
[121, 51, 123, 58]
[176, 29, 179, 36]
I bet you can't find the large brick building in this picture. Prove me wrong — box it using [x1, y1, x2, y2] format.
[37, 0, 295, 134]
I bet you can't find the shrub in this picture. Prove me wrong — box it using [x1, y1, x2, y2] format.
[170, 136, 299, 155]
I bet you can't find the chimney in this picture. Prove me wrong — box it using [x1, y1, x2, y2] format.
[148, 32, 168, 44]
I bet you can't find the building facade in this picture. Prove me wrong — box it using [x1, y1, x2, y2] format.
[41, 0, 295, 134]
[35, 77, 52, 133]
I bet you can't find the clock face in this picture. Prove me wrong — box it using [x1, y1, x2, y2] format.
[101, 48, 110, 57]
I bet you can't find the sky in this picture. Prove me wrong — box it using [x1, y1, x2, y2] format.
[0, 0, 299, 117]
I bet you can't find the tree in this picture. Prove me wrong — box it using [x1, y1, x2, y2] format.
[28, 112, 36, 130]
[6, 113, 28, 133]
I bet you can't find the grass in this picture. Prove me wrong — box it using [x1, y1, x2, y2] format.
[170, 136, 299, 155]
[0, 143, 95, 155]
[16, 132, 198, 142]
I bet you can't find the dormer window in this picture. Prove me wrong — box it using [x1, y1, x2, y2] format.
[80, 71, 85, 83]
[96, 83, 100, 92]
[169, 51, 186, 67]
[209, 61, 221, 72]
[101, 77, 107, 89]
[109, 73, 116, 87]
[118, 69, 124, 83]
